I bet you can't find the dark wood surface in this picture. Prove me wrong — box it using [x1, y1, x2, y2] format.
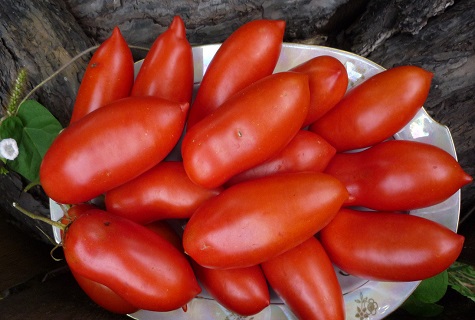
[1, 0, 474, 319]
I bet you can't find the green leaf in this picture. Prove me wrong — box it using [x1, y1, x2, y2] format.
[412, 270, 448, 304]
[400, 271, 448, 317]
[448, 261, 475, 302]
[0, 100, 62, 182]
[401, 295, 444, 317]
[16, 100, 63, 157]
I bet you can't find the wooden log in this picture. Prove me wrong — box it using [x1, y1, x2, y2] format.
[64, 0, 355, 46]
[330, 0, 455, 56]
[0, 0, 94, 241]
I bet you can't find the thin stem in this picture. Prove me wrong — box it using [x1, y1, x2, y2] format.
[18, 45, 100, 106]
[12, 202, 65, 230]
[129, 45, 150, 52]
[18, 44, 150, 107]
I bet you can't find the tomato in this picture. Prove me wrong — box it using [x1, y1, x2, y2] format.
[290, 55, 348, 126]
[131, 16, 193, 105]
[63, 209, 201, 312]
[40, 96, 188, 204]
[59, 204, 139, 314]
[70, 27, 134, 124]
[186, 19, 285, 128]
[182, 172, 348, 269]
[105, 161, 222, 224]
[319, 208, 465, 281]
[324, 140, 473, 211]
[225, 130, 336, 186]
[261, 237, 345, 320]
[182, 72, 310, 189]
[191, 262, 270, 316]
[309, 65, 433, 151]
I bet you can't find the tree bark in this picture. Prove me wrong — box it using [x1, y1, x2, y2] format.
[0, 0, 94, 241]
[64, 0, 355, 47]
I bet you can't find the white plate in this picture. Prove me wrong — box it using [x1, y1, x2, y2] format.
[50, 43, 460, 320]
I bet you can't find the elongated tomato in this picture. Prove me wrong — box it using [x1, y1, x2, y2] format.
[191, 262, 270, 316]
[183, 172, 348, 269]
[70, 27, 134, 124]
[132, 16, 193, 104]
[186, 19, 285, 128]
[310, 65, 433, 151]
[262, 237, 345, 320]
[105, 161, 223, 224]
[319, 208, 465, 281]
[61, 204, 138, 314]
[225, 130, 336, 186]
[324, 140, 472, 211]
[290, 55, 348, 126]
[63, 209, 201, 312]
[40, 96, 188, 204]
[182, 72, 310, 189]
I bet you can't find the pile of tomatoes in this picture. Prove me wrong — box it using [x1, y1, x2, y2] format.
[38, 16, 472, 320]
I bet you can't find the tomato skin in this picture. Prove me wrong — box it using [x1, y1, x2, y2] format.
[324, 140, 473, 211]
[70, 27, 134, 124]
[262, 237, 345, 320]
[63, 209, 201, 312]
[191, 262, 270, 316]
[186, 19, 285, 128]
[319, 208, 465, 281]
[226, 130, 336, 186]
[290, 55, 348, 126]
[40, 96, 188, 204]
[132, 16, 193, 105]
[72, 273, 139, 314]
[310, 65, 433, 152]
[105, 161, 223, 224]
[183, 172, 348, 269]
[182, 72, 310, 189]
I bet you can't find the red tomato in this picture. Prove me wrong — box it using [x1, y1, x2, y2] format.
[63, 209, 201, 312]
[261, 237, 345, 320]
[105, 161, 223, 224]
[290, 55, 348, 126]
[186, 19, 285, 128]
[226, 130, 336, 186]
[319, 208, 465, 281]
[60, 204, 138, 314]
[191, 262, 270, 316]
[310, 65, 433, 151]
[182, 172, 348, 269]
[131, 16, 193, 105]
[182, 72, 310, 189]
[40, 96, 188, 204]
[70, 27, 134, 124]
[324, 140, 473, 211]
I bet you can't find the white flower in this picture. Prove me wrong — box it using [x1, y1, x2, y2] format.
[0, 138, 19, 161]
